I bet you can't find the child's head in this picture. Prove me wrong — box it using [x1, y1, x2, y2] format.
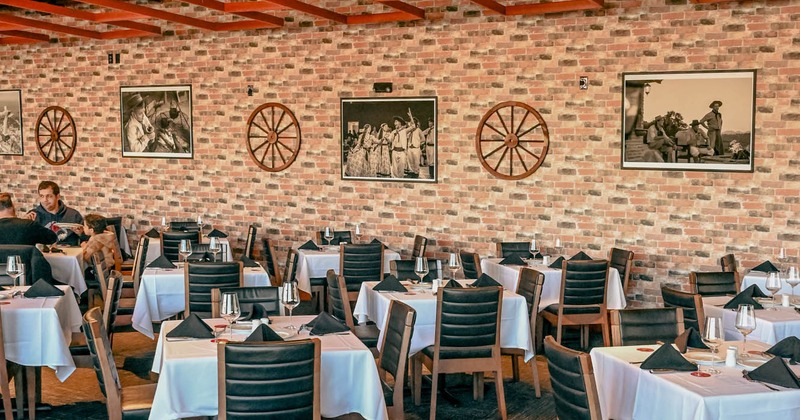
[83, 214, 107, 236]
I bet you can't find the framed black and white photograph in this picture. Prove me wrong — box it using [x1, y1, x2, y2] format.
[622, 70, 756, 172]
[0, 89, 23, 156]
[341, 97, 437, 182]
[120, 85, 192, 158]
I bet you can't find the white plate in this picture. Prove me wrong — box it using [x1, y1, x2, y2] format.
[231, 321, 252, 330]
[276, 330, 296, 339]
[55, 222, 82, 229]
[0, 292, 11, 300]
[325, 246, 339, 252]
[739, 353, 772, 371]
[684, 351, 718, 365]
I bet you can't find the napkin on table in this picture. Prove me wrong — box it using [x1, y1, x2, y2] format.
[207, 229, 228, 238]
[298, 240, 321, 251]
[307, 312, 350, 336]
[144, 228, 160, 238]
[569, 251, 593, 261]
[147, 255, 177, 269]
[372, 275, 408, 292]
[766, 336, 800, 365]
[165, 313, 214, 339]
[24, 279, 65, 298]
[499, 254, 526, 266]
[548, 256, 565, 269]
[740, 283, 769, 298]
[746, 357, 800, 388]
[240, 256, 260, 268]
[673, 327, 709, 353]
[444, 279, 463, 288]
[639, 343, 698, 371]
[751, 260, 779, 273]
[471, 273, 501, 288]
[244, 324, 284, 342]
[723, 289, 764, 310]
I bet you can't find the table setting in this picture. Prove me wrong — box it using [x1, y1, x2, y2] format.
[40, 244, 87, 295]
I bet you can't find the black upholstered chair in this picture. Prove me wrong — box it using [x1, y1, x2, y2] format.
[497, 242, 533, 259]
[502, 267, 544, 396]
[0, 245, 53, 287]
[720, 254, 737, 273]
[609, 247, 634, 293]
[389, 258, 440, 283]
[169, 220, 200, 233]
[243, 225, 257, 260]
[161, 230, 200, 262]
[412, 287, 506, 419]
[541, 259, 611, 348]
[127, 237, 149, 298]
[217, 339, 321, 420]
[410, 235, 428, 259]
[211, 286, 280, 319]
[83, 307, 156, 420]
[72, 270, 125, 367]
[261, 238, 282, 286]
[543, 335, 602, 420]
[340, 243, 384, 303]
[316, 230, 353, 246]
[610, 308, 685, 346]
[105, 216, 131, 260]
[283, 249, 299, 285]
[661, 285, 705, 335]
[690, 271, 739, 297]
[460, 251, 482, 279]
[378, 300, 416, 420]
[326, 270, 380, 354]
[88, 250, 113, 308]
[183, 262, 243, 318]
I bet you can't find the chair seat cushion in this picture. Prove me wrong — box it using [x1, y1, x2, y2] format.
[354, 324, 380, 348]
[420, 345, 492, 360]
[121, 383, 157, 420]
[543, 303, 601, 315]
[69, 344, 90, 356]
[310, 277, 326, 287]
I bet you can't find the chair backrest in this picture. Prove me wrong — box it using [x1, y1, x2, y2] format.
[411, 235, 428, 259]
[131, 237, 150, 297]
[243, 225, 257, 260]
[283, 249, 299, 285]
[184, 262, 243, 318]
[91, 250, 112, 292]
[103, 271, 125, 336]
[211, 286, 280, 318]
[378, 300, 416, 410]
[660, 285, 705, 335]
[217, 339, 321, 420]
[325, 270, 352, 327]
[720, 254, 737, 273]
[497, 242, 532, 259]
[434, 287, 503, 360]
[169, 220, 200, 233]
[339, 243, 384, 293]
[83, 307, 123, 419]
[690, 271, 739, 297]
[543, 335, 602, 420]
[609, 247, 634, 293]
[316, 230, 353, 246]
[0, 244, 53, 285]
[559, 259, 610, 314]
[517, 267, 545, 342]
[105, 216, 130, 260]
[185, 244, 214, 262]
[610, 308, 685, 346]
[262, 238, 282, 286]
[459, 251, 482, 279]
[390, 258, 440, 283]
[161, 230, 200, 262]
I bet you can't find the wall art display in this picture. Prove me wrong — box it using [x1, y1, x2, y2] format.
[120, 85, 192, 158]
[246, 102, 302, 172]
[36, 106, 76, 165]
[0, 90, 23, 155]
[622, 70, 756, 172]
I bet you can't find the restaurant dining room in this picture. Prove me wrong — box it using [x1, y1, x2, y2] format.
[0, 0, 798, 418]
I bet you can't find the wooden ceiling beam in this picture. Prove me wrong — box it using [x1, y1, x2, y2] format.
[0, 12, 102, 38]
[506, 0, 604, 15]
[261, 0, 348, 24]
[470, 0, 506, 15]
[0, 36, 40, 44]
[377, 1, 426, 20]
[0, 0, 161, 34]
[75, 0, 217, 30]
[0, 29, 49, 41]
[222, 1, 284, 13]
[181, 0, 283, 26]
[346, 11, 422, 25]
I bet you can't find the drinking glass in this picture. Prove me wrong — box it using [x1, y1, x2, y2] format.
[778, 248, 789, 276]
[447, 253, 460, 280]
[786, 266, 800, 303]
[6, 256, 22, 288]
[196, 215, 204, 234]
[355, 223, 363, 242]
[529, 239, 539, 262]
[414, 257, 429, 284]
[220, 292, 241, 339]
[734, 304, 757, 356]
[765, 272, 781, 311]
[161, 216, 168, 232]
[281, 282, 300, 330]
[178, 239, 192, 263]
[209, 237, 221, 262]
[701, 316, 724, 374]
[324, 226, 334, 245]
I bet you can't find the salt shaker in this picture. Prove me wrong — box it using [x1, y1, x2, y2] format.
[725, 346, 737, 367]
[782, 294, 790, 307]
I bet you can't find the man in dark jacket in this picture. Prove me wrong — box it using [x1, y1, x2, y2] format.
[25, 181, 84, 245]
[0, 192, 58, 245]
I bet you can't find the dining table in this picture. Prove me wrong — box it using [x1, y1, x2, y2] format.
[41, 246, 87, 296]
[144, 237, 233, 265]
[741, 271, 799, 299]
[294, 246, 401, 294]
[149, 315, 388, 420]
[703, 295, 800, 345]
[353, 279, 534, 360]
[131, 264, 270, 339]
[591, 341, 800, 420]
[480, 258, 627, 311]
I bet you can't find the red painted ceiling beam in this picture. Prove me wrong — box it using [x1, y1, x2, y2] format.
[470, 0, 506, 14]
[181, 0, 284, 26]
[347, 11, 423, 25]
[506, 0, 604, 15]
[0, 29, 49, 41]
[0, 0, 161, 33]
[0, 12, 106, 38]
[261, 0, 348, 23]
[222, 1, 284, 13]
[0, 36, 40, 44]
[377, 1, 426, 20]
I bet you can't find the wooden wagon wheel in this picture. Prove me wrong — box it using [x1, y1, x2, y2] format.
[475, 101, 550, 180]
[35, 106, 76, 166]
[246, 103, 301, 172]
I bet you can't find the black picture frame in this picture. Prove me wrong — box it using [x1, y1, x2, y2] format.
[120, 85, 193, 159]
[0, 89, 23, 156]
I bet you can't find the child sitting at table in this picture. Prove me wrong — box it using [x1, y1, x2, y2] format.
[80, 213, 122, 270]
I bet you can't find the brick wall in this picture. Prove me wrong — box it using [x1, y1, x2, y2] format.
[1, 1, 798, 305]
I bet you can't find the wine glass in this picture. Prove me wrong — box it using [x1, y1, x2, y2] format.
[6, 256, 22, 288]
[220, 292, 241, 339]
[178, 239, 192, 263]
[414, 257, 429, 284]
[786, 266, 800, 303]
[281, 281, 300, 330]
[447, 253, 460, 280]
[208, 237, 221, 262]
[701, 316, 724, 374]
[734, 304, 757, 357]
[529, 239, 539, 262]
[161, 216, 168, 232]
[765, 272, 781, 311]
[324, 226, 334, 246]
[196, 215, 204, 234]
[355, 223, 363, 242]
[554, 237, 562, 259]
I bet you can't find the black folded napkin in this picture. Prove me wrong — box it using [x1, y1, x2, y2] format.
[723, 289, 764, 310]
[373, 275, 408, 292]
[741, 283, 769, 298]
[244, 324, 284, 342]
[147, 255, 177, 269]
[533, 252, 544, 259]
[298, 240, 321, 251]
[327, 237, 341, 245]
[249, 303, 272, 321]
[144, 228, 160, 238]
[499, 254, 526, 266]
[549, 256, 565, 269]
[207, 229, 227, 238]
[471, 273, 501, 288]
[240, 256, 260, 268]
[370, 238, 389, 249]
[752, 260, 779, 273]
[569, 251, 593, 261]
[746, 356, 800, 389]
[165, 313, 214, 339]
[308, 312, 350, 336]
[24, 279, 65, 298]
[673, 327, 709, 353]
[444, 279, 463, 288]
[766, 336, 800, 365]
[639, 343, 697, 371]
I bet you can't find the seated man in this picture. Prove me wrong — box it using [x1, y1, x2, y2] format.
[80, 214, 122, 270]
[642, 115, 675, 162]
[687, 119, 714, 162]
[0, 192, 58, 245]
[26, 180, 84, 245]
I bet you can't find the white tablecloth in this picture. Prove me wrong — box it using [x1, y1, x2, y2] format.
[294, 247, 401, 293]
[144, 237, 234, 265]
[591, 341, 800, 420]
[1, 285, 83, 381]
[480, 258, 626, 311]
[353, 280, 535, 361]
[42, 246, 87, 295]
[132, 265, 270, 339]
[149, 316, 388, 420]
[703, 295, 800, 345]
[742, 271, 798, 296]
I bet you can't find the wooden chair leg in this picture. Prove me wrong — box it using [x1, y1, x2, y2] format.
[429, 363, 439, 420]
[13, 373, 22, 420]
[510, 355, 519, 382]
[555, 319, 563, 344]
[473, 372, 484, 401]
[412, 356, 422, 406]
[601, 321, 611, 347]
[24, 368, 34, 420]
[495, 362, 507, 420]
[531, 356, 542, 398]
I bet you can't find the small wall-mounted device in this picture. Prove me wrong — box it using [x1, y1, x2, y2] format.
[247, 85, 254, 96]
[373, 82, 393, 93]
[107, 52, 120, 64]
[579, 76, 589, 90]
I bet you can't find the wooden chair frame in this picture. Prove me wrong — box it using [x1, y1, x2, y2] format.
[411, 235, 428, 259]
[609, 308, 685, 347]
[377, 301, 416, 420]
[183, 262, 244, 318]
[689, 271, 740, 296]
[543, 335, 602, 420]
[720, 254, 737, 273]
[501, 267, 543, 397]
[459, 251, 482, 279]
[339, 243, 385, 305]
[243, 225, 257, 260]
[609, 247, 634, 293]
[661, 286, 706, 336]
[262, 238, 282, 287]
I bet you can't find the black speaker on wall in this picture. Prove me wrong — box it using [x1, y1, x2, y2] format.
[373, 82, 393, 93]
